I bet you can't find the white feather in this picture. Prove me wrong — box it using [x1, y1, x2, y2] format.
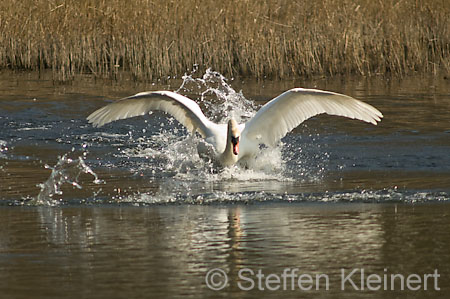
[87, 88, 383, 166]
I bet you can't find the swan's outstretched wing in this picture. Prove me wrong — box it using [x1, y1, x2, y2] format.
[87, 91, 218, 138]
[241, 88, 383, 147]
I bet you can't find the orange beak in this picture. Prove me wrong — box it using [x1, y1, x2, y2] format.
[231, 136, 239, 155]
[233, 142, 239, 155]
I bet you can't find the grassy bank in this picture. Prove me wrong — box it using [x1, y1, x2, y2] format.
[1, 0, 448, 81]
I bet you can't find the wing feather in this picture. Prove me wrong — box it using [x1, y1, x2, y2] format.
[242, 88, 383, 146]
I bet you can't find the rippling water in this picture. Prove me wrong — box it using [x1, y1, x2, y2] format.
[0, 70, 449, 298]
[1, 204, 449, 298]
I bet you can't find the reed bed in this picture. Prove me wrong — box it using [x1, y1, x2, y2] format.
[0, 0, 448, 81]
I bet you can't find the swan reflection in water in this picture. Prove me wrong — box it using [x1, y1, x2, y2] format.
[32, 205, 385, 287]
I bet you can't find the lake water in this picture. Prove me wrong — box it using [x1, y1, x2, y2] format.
[0, 70, 449, 298]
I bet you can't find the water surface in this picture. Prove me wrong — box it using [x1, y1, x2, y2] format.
[1, 204, 449, 298]
[0, 71, 449, 298]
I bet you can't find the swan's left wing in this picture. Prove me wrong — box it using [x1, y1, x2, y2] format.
[241, 88, 383, 147]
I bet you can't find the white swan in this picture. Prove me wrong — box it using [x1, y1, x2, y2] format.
[87, 88, 383, 166]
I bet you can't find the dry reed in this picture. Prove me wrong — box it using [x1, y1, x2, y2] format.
[0, 0, 448, 81]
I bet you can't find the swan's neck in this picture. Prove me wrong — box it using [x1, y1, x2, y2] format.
[221, 139, 238, 166]
[220, 118, 240, 166]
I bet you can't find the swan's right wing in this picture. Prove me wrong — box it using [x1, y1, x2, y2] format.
[87, 91, 218, 138]
[241, 88, 383, 147]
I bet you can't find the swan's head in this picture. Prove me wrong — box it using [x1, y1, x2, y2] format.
[228, 118, 240, 155]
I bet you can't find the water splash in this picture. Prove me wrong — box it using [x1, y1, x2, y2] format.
[0, 140, 8, 159]
[31, 153, 104, 205]
[109, 68, 325, 195]
[177, 68, 257, 123]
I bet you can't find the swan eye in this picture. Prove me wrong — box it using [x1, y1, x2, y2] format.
[231, 136, 239, 144]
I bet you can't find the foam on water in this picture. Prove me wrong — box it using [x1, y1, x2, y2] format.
[109, 188, 450, 205]
[17, 125, 50, 131]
